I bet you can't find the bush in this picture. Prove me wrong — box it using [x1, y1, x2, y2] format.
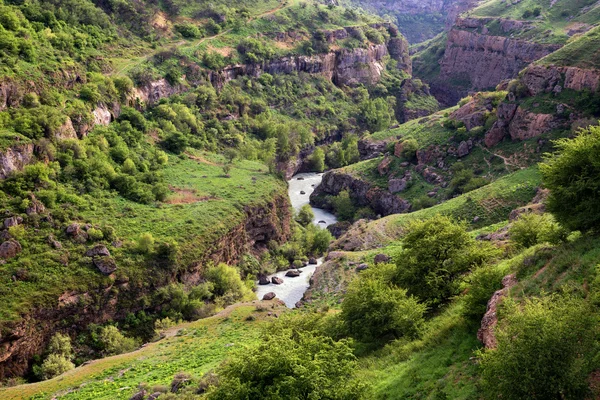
[479, 295, 598, 400]
[137, 232, 155, 253]
[341, 271, 425, 341]
[205, 328, 365, 399]
[394, 215, 498, 307]
[163, 131, 188, 154]
[331, 190, 355, 221]
[175, 23, 201, 39]
[399, 138, 418, 160]
[205, 263, 252, 301]
[461, 265, 506, 323]
[99, 325, 138, 356]
[308, 147, 325, 172]
[540, 125, 600, 231]
[509, 213, 567, 248]
[296, 204, 314, 226]
[37, 354, 74, 380]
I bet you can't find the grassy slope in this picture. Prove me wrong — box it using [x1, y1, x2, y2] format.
[1, 302, 286, 400]
[0, 152, 285, 323]
[469, 0, 600, 45]
[538, 24, 600, 68]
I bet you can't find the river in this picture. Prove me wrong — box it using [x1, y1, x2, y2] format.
[255, 172, 337, 307]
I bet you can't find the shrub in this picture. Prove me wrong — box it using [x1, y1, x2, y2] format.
[540, 125, 600, 231]
[479, 295, 598, 400]
[98, 325, 138, 356]
[341, 272, 425, 341]
[87, 227, 104, 241]
[331, 190, 355, 221]
[163, 131, 188, 154]
[296, 204, 314, 226]
[461, 265, 506, 323]
[37, 354, 74, 380]
[137, 232, 155, 253]
[174, 23, 201, 39]
[394, 215, 499, 307]
[205, 263, 252, 301]
[308, 147, 325, 172]
[205, 329, 365, 399]
[509, 213, 568, 248]
[399, 138, 418, 160]
[47, 333, 73, 359]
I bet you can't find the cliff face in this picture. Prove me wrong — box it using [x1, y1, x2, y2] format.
[0, 144, 34, 179]
[310, 169, 411, 216]
[209, 35, 410, 89]
[0, 192, 291, 379]
[484, 64, 600, 147]
[432, 18, 561, 104]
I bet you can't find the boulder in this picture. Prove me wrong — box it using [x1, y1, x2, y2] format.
[457, 141, 470, 157]
[129, 391, 146, 400]
[377, 156, 392, 176]
[388, 178, 408, 193]
[327, 221, 351, 238]
[147, 393, 162, 400]
[66, 223, 89, 242]
[308, 257, 318, 265]
[262, 292, 276, 300]
[0, 230, 11, 242]
[93, 256, 117, 275]
[356, 263, 369, 271]
[0, 239, 21, 259]
[295, 301, 304, 308]
[47, 235, 62, 249]
[374, 254, 390, 264]
[85, 244, 111, 258]
[300, 191, 306, 195]
[3, 216, 22, 229]
[258, 274, 270, 285]
[26, 197, 45, 215]
[285, 269, 301, 277]
[271, 277, 284, 285]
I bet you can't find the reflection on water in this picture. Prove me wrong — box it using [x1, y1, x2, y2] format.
[255, 173, 336, 308]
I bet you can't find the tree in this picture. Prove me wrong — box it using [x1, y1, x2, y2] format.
[341, 272, 425, 341]
[99, 325, 138, 356]
[479, 295, 598, 400]
[206, 330, 365, 399]
[509, 213, 567, 248]
[394, 215, 498, 307]
[163, 131, 188, 154]
[360, 98, 392, 132]
[309, 147, 325, 172]
[332, 190, 355, 221]
[540, 126, 600, 231]
[296, 204, 314, 226]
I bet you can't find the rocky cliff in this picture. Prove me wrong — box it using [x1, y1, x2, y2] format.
[310, 169, 411, 216]
[209, 34, 410, 89]
[0, 192, 291, 379]
[432, 18, 561, 104]
[0, 143, 34, 179]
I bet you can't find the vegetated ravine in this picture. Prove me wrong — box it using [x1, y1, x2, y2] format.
[255, 173, 337, 307]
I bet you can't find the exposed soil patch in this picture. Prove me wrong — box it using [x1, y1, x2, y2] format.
[166, 187, 217, 204]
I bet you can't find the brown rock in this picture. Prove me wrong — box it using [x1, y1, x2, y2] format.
[271, 276, 284, 285]
[0, 239, 21, 259]
[258, 274, 270, 285]
[308, 257, 317, 265]
[262, 292, 276, 300]
[356, 263, 369, 271]
[377, 156, 392, 176]
[457, 141, 470, 157]
[93, 256, 117, 275]
[388, 178, 408, 193]
[3, 216, 22, 229]
[85, 245, 111, 258]
[285, 269, 301, 277]
[477, 274, 518, 348]
[26, 197, 45, 215]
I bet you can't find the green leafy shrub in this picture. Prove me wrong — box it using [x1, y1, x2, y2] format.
[98, 325, 139, 356]
[37, 354, 74, 380]
[206, 328, 365, 399]
[341, 269, 425, 341]
[479, 295, 598, 400]
[331, 190, 356, 221]
[461, 265, 506, 323]
[541, 125, 600, 231]
[395, 215, 499, 307]
[296, 204, 314, 226]
[509, 213, 568, 248]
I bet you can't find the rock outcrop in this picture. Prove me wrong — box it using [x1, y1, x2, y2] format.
[478, 274, 518, 348]
[0, 143, 34, 179]
[209, 33, 410, 90]
[311, 170, 411, 216]
[434, 18, 561, 102]
[520, 64, 600, 95]
[133, 78, 185, 105]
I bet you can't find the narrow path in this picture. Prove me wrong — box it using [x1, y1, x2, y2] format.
[112, 0, 288, 77]
[477, 144, 523, 171]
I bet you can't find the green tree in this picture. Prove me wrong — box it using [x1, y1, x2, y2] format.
[206, 330, 365, 399]
[394, 215, 498, 306]
[99, 325, 138, 356]
[540, 126, 600, 231]
[509, 213, 568, 248]
[361, 98, 392, 132]
[309, 147, 326, 172]
[332, 190, 355, 221]
[479, 295, 598, 400]
[296, 204, 315, 226]
[341, 271, 425, 341]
